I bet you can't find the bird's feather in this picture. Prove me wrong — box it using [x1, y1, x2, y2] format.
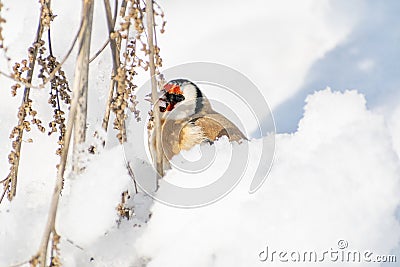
[191, 113, 246, 142]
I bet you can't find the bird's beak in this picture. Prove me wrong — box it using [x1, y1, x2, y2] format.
[145, 89, 166, 103]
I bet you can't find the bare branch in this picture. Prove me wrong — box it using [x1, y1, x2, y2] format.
[0, 70, 43, 89]
[89, 0, 118, 64]
[102, 77, 117, 131]
[101, 0, 125, 132]
[3, 0, 48, 201]
[145, 0, 163, 178]
[72, 0, 95, 174]
[0, 18, 83, 90]
[89, 38, 109, 63]
[8, 259, 30, 267]
[127, 161, 138, 194]
[0, 184, 7, 204]
[103, 0, 120, 70]
[41, 19, 83, 86]
[36, 0, 94, 265]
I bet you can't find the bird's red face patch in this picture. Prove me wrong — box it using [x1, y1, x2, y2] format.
[164, 83, 183, 95]
[159, 83, 185, 113]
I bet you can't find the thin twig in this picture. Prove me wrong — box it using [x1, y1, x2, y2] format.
[145, 0, 163, 178]
[0, 184, 7, 204]
[101, 0, 126, 132]
[0, 70, 43, 89]
[89, 0, 118, 64]
[120, 1, 131, 71]
[5, 0, 48, 200]
[102, 77, 116, 131]
[9, 259, 30, 267]
[0, 19, 83, 90]
[66, 238, 85, 251]
[47, 28, 53, 57]
[104, 0, 120, 77]
[89, 38, 109, 63]
[119, 0, 128, 17]
[36, 1, 94, 265]
[47, 27, 62, 112]
[113, 0, 133, 143]
[127, 161, 138, 194]
[39, 19, 83, 87]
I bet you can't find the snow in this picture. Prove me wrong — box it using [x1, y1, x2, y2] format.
[133, 89, 400, 267]
[58, 146, 131, 247]
[2, 88, 399, 266]
[0, 1, 400, 267]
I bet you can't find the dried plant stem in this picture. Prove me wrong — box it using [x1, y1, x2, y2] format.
[9, 259, 30, 267]
[42, 20, 82, 85]
[36, 79, 78, 266]
[72, 0, 94, 174]
[89, 0, 118, 64]
[0, 70, 42, 89]
[145, 0, 163, 177]
[6, 3, 47, 200]
[35, 1, 94, 265]
[103, 0, 119, 68]
[102, 77, 116, 132]
[127, 161, 138, 194]
[101, 0, 122, 132]
[89, 38, 109, 63]
[0, 19, 83, 91]
[102, 0, 129, 138]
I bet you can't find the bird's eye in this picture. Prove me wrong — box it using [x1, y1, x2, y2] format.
[166, 93, 185, 104]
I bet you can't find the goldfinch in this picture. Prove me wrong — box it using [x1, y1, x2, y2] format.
[149, 79, 246, 169]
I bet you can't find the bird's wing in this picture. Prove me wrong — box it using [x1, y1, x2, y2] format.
[192, 113, 246, 142]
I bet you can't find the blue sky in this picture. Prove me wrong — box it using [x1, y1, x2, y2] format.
[274, 0, 400, 132]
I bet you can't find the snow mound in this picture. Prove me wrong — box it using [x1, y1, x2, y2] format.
[133, 88, 400, 267]
[58, 146, 131, 247]
[1, 89, 399, 267]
